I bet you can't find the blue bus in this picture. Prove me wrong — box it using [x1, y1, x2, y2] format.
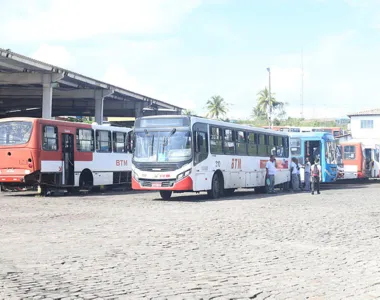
[289, 132, 338, 183]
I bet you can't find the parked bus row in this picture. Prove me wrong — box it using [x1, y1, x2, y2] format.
[0, 116, 339, 199]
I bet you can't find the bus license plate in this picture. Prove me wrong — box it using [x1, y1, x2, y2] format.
[152, 182, 162, 188]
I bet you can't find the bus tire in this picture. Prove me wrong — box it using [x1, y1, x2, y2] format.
[160, 190, 172, 200]
[79, 169, 93, 191]
[207, 173, 222, 199]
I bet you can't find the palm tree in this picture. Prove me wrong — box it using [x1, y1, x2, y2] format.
[182, 109, 195, 116]
[255, 87, 285, 119]
[205, 95, 228, 119]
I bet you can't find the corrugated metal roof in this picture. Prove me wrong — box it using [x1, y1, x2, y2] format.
[348, 109, 380, 117]
[0, 48, 183, 114]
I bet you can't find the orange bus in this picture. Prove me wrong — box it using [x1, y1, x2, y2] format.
[0, 117, 133, 193]
[339, 140, 380, 179]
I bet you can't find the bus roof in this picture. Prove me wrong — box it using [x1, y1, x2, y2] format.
[288, 132, 334, 139]
[136, 115, 289, 136]
[0, 117, 132, 131]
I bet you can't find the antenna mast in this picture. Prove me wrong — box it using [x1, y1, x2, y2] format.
[300, 48, 304, 118]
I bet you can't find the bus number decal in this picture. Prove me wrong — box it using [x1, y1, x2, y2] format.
[116, 160, 128, 166]
[231, 158, 242, 169]
[215, 161, 221, 168]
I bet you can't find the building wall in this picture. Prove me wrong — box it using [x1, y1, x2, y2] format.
[351, 115, 380, 139]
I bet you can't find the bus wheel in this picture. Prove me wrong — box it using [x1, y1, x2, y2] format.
[79, 169, 93, 191]
[160, 190, 172, 200]
[224, 188, 235, 196]
[207, 173, 221, 199]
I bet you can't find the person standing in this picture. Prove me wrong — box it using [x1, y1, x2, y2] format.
[290, 157, 300, 191]
[304, 157, 311, 192]
[311, 158, 322, 195]
[296, 158, 302, 191]
[266, 155, 277, 194]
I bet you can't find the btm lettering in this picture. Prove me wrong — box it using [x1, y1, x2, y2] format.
[116, 160, 128, 166]
[231, 158, 242, 169]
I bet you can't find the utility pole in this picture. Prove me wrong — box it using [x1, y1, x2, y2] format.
[300, 48, 304, 119]
[267, 67, 272, 129]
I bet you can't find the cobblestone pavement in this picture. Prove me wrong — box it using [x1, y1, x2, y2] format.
[1, 183, 380, 300]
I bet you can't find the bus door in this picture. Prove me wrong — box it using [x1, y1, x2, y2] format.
[62, 133, 75, 185]
[374, 145, 380, 178]
[363, 148, 372, 177]
[303, 140, 321, 181]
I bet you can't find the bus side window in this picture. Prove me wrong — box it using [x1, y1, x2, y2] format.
[275, 136, 284, 157]
[127, 131, 134, 153]
[113, 132, 126, 153]
[194, 131, 208, 165]
[96, 130, 112, 152]
[236, 131, 247, 155]
[223, 129, 235, 155]
[258, 134, 267, 156]
[42, 125, 58, 151]
[247, 132, 257, 156]
[268, 135, 276, 156]
[283, 137, 289, 157]
[77, 129, 94, 152]
[210, 127, 223, 154]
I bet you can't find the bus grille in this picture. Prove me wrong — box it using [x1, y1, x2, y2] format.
[133, 162, 182, 172]
[140, 180, 175, 188]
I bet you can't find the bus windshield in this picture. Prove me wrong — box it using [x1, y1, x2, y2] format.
[134, 130, 192, 163]
[0, 121, 33, 145]
[325, 141, 337, 164]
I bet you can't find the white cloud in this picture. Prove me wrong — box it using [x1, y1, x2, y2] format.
[1, 0, 203, 43]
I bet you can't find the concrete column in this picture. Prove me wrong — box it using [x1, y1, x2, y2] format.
[42, 74, 63, 119]
[94, 90, 114, 124]
[135, 102, 144, 118]
[95, 94, 104, 124]
[42, 82, 53, 119]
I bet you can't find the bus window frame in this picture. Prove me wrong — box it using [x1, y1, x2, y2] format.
[247, 132, 258, 156]
[76, 128, 95, 152]
[343, 145, 356, 160]
[42, 125, 59, 151]
[113, 131, 127, 153]
[210, 126, 223, 155]
[96, 130, 112, 153]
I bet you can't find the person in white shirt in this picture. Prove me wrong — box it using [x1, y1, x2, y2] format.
[290, 157, 300, 191]
[304, 157, 311, 191]
[265, 155, 277, 194]
[311, 158, 322, 195]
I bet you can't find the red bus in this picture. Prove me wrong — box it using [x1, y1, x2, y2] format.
[339, 140, 380, 180]
[0, 118, 133, 193]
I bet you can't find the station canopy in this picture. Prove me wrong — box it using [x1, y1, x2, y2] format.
[0, 48, 183, 122]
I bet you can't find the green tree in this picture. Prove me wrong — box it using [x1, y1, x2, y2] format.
[254, 87, 286, 120]
[205, 95, 229, 119]
[182, 109, 196, 116]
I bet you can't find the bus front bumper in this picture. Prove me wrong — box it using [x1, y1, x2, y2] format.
[132, 176, 193, 191]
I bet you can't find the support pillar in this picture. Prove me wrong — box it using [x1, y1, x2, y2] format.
[135, 102, 144, 119]
[94, 89, 114, 124]
[42, 73, 64, 119]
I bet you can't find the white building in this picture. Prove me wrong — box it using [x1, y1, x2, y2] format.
[348, 109, 380, 141]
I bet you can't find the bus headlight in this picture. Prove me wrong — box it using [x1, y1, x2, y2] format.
[176, 169, 191, 181]
[133, 171, 139, 180]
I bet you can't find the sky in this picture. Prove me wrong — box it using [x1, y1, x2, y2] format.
[1, 0, 380, 120]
